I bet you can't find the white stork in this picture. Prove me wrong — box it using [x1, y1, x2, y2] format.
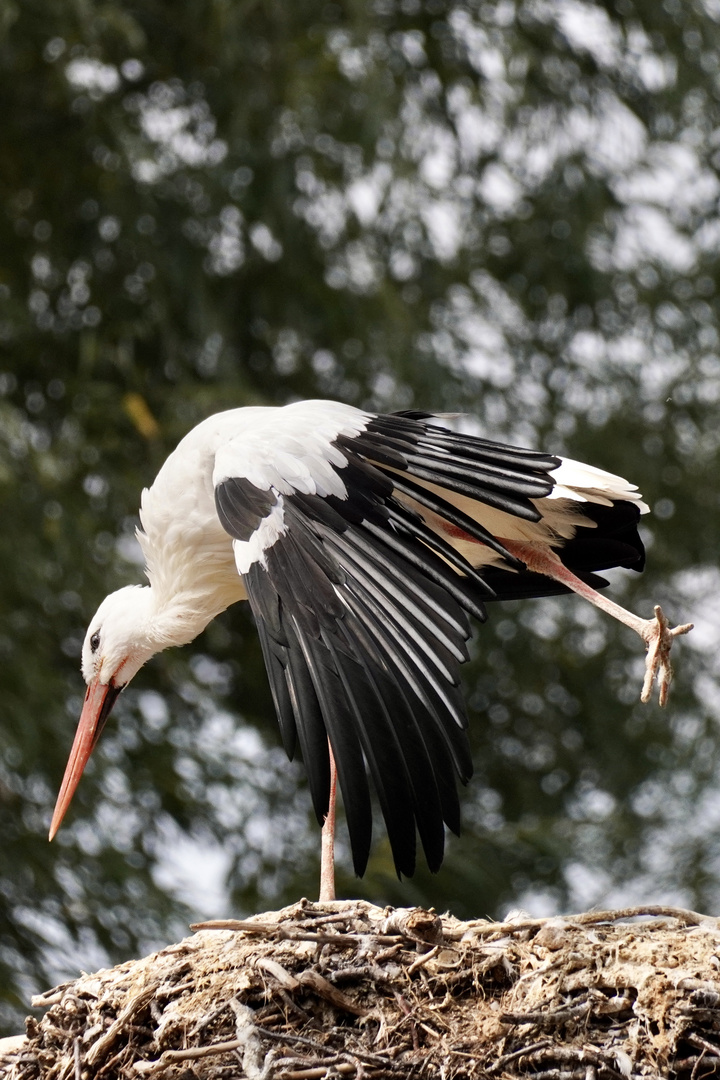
[49, 400, 692, 900]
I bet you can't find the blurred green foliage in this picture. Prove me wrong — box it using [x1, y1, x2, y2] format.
[1, 0, 720, 1033]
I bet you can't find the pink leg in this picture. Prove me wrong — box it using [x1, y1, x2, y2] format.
[319, 741, 337, 902]
[502, 540, 693, 707]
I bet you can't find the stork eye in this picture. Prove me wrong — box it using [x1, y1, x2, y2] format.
[90, 631, 101, 653]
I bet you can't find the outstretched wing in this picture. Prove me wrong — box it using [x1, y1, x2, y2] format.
[212, 403, 561, 877]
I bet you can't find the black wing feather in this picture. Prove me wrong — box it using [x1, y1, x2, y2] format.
[215, 477, 276, 540]
[329, 609, 453, 872]
[253, 614, 296, 757]
[217, 408, 642, 878]
[321, 628, 422, 875]
[291, 619, 374, 872]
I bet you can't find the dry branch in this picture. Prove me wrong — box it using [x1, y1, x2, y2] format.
[4, 901, 720, 1078]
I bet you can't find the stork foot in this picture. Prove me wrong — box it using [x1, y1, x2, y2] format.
[498, 540, 693, 707]
[639, 605, 693, 707]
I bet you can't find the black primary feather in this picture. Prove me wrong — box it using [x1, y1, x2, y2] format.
[215, 477, 276, 540]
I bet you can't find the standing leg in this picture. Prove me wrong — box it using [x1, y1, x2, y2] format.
[501, 540, 693, 706]
[319, 741, 337, 902]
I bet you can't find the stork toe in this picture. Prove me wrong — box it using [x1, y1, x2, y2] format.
[640, 605, 694, 706]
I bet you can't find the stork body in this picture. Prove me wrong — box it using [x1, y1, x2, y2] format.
[50, 400, 691, 893]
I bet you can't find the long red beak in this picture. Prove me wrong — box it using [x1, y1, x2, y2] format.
[49, 676, 123, 840]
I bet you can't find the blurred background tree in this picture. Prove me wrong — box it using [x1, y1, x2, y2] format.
[1, 0, 719, 1033]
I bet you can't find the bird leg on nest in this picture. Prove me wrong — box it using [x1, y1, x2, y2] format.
[501, 540, 693, 707]
[319, 742, 338, 902]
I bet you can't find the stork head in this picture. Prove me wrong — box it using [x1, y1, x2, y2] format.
[49, 585, 160, 840]
[80, 584, 159, 687]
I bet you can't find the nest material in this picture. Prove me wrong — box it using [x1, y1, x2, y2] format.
[4, 901, 720, 1078]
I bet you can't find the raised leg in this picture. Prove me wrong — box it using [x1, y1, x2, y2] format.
[319, 741, 337, 902]
[502, 540, 693, 707]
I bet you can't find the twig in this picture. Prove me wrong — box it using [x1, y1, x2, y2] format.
[417, 1021, 442, 1041]
[0, 1036, 27, 1060]
[331, 964, 395, 985]
[523, 1071, 593, 1080]
[87, 985, 158, 1066]
[688, 1031, 720, 1060]
[568, 904, 710, 927]
[190, 919, 403, 947]
[257, 957, 300, 991]
[296, 909, 370, 927]
[253, 1028, 333, 1052]
[678, 1057, 720, 1079]
[254, 1027, 395, 1070]
[229, 998, 267, 1079]
[30, 984, 74, 1008]
[501, 1000, 593, 1028]
[522, 1047, 626, 1079]
[392, 992, 419, 1052]
[488, 1039, 553, 1072]
[449, 904, 713, 939]
[406, 945, 440, 974]
[277, 1064, 356, 1079]
[374, 943, 406, 962]
[298, 970, 368, 1016]
[95, 1047, 133, 1077]
[133, 1038, 244, 1073]
[691, 1046, 708, 1080]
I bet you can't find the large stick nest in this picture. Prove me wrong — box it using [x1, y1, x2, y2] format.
[3, 901, 720, 1078]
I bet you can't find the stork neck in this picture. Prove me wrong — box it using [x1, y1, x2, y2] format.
[147, 578, 243, 651]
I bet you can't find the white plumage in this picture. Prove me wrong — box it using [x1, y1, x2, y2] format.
[50, 400, 691, 896]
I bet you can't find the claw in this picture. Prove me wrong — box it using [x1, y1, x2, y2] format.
[640, 605, 694, 707]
